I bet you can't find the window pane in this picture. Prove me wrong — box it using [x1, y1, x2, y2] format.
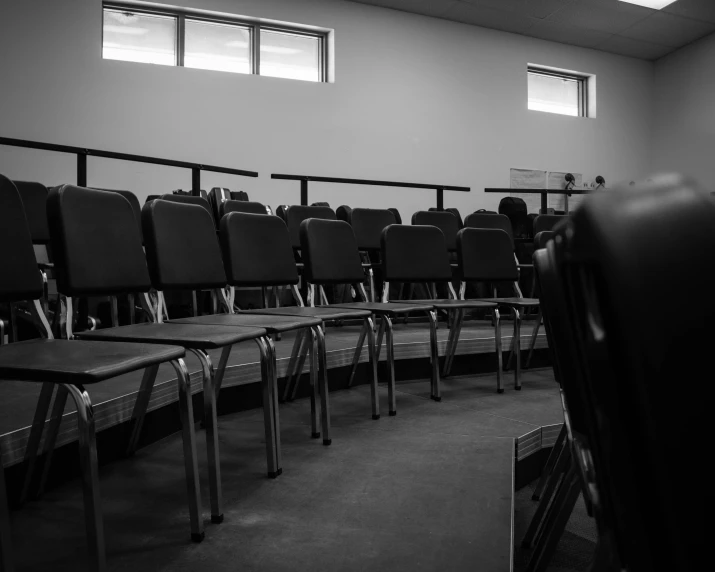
[185, 20, 251, 74]
[103, 9, 176, 66]
[528, 73, 580, 117]
[260, 30, 321, 82]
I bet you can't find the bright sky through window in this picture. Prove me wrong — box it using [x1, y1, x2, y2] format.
[103, 10, 176, 66]
[528, 72, 581, 117]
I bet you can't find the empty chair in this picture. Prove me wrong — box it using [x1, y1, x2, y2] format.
[552, 176, 712, 572]
[220, 199, 268, 217]
[159, 192, 214, 224]
[464, 212, 513, 244]
[429, 207, 463, 228]
[455, 228, 540, 391]
[411, 210, 460, 252]
[218, 212, 377, 415]
[351, 208, 396, 301]
[299, 218, 435, 414]
[0, 175, 194, 571]
[13, 181, 50, 245]
[380, 224, 498, 395]
[387, 207, 402, 224]
[336, 205, 352, 223]
[533, 214, 566, 235]
[285, 205, 336, 252]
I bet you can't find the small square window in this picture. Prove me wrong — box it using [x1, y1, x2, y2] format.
[528, 67, 587, 117]
[184, 20, 252, 74]
[260, 30, 322, 82]
[103, 9, 177, 66]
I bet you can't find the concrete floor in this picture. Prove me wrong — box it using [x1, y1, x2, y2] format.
[6, 369, 561, 572]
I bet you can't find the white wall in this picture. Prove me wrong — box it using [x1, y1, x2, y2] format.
[0, 0, 654, 215]
[652, 32, 715, 191]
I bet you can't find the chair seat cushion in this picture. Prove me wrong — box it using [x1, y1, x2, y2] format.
[171, 313, 321, 334]
[478, 297, 540, 307]
[0, 339, 184, 384]
[395, 299, 498, 309]
[242, 306, 372, 321]
[331, 302, 434, 315]
[77, 322, 266, 349]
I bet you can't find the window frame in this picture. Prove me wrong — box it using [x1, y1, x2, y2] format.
[103, 2, 329, 82]
[527, 66, 588, 118]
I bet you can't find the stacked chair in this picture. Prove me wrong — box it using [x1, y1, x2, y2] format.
[523, 175, 710, 571]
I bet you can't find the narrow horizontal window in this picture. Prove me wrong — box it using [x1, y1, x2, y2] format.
[260, 30, 322, 82]
[184, 19, 251, 74]
[528, 66, 588, 118]
[103, 9, 177, 66]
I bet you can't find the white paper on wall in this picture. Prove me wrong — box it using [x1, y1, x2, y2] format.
[509, 168, 547, 213]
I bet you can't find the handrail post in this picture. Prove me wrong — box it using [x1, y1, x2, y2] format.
[300, 179, 308, 206]
[77, 152, 87, 187]
[192, 167, 201, 196]
[436, 187, 444, 210]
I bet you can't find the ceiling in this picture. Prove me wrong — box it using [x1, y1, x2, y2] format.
[348, 0, 715, 60]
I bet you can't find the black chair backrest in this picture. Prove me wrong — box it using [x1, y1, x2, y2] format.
[220, 199, 268, 218]
[463, 213, 514, 247]
[456, 228, 518, 282]
[533, 214, 566, 235]
[0, 175, 44, 302]
[534, 230, 555, 250]
[311, 201, 330, 207]
[93, 188, 143, 244]
[498, 196, 532, 239]
[47, 185, 151, 297]
[336, 205, 352, 223]
[411, 210, 460, 251]
[556, 177, 713, 572]
[275, 204, 289, 222]
[387, 208, 402, 224]
[350, 208, 396, 251]
[142, 198, 227, 291]
[13, 180, 50, 245]
[159, 193, 214, 225]
[220, 212, 299, 287]
[381, 224, 451, 283]
[299, 219, 365, 285]
[285, 205, 337, 249]
[429, 207, 463, 228]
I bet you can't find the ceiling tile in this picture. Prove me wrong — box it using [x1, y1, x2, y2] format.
[526, 18, 615, 47]
[545, 1, 653, 34]
[663, 0, 715, 24]
[596, 34, 675, 59]
[619, 11, 715, 47]
[521, 0, 576, 20]
[457, 0, 527, 11]
[444, 2, 538, 34]
[351, 0, 459, 18]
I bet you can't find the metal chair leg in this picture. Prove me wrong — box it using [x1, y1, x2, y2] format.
[316, 326, 332, 446]
[365, 317, 380, 420]
[494, 309, 504, 393]
[525, 309, 542, 369]
[35, 385, 70, 498]
[347, 320, 368, 388]
[0, 443, 14, 572]
[308, 328, 320, 439]
[213, 345, 232, 399]
[443, 309, 464, 377]
[255, 337, 280, 478]
[125, 364, 160, 457]
[171, 359, 205, 542]
[513, 308, 522, 390]
[533, 424, 567, 501]
[191, 350, 223, 524]
[20, 382, 55, 504]
[289, 332, 311, 402]
[64, 384, 107, 572]
[282, 329, 306, 402]
[265, 336, 282, 473]
[428, 310, 441, 401]
[384, 316, 397, 415]
[375, 316, 386, 361]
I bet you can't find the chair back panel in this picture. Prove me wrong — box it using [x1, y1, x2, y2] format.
[412, 210, 459, 251]
[220, 212, 299, 286]
[13, 180, 50, 245]
[533, 214, 566, 235]
[534, 230, 555, 250]
[0, 175, 44, 302]
[351, 208, 396, 250]
[286, 205, 336, 249]
[143, 199, 227, 290]
[299, 219, 365, 285]
[381, 224, 452, 282]
[457, 228, 518, 282]
[220, 200, 267, 218]
[47, 185, 151, 296]
[463, 213, 514, 246]
[159, 193, 214, 225]
[93, 188, 143, 243]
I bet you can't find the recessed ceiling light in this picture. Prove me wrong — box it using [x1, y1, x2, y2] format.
[618, 0, 678, 9]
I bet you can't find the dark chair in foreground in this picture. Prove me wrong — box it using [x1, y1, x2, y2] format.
[380, 224, 498, 394]
[0, 175, 193, 572]
[524, 231, 556, 368]
[550, 176, 712, 572]
[532, 214, 566, 236]
[299, 218, 434, 414]
[455, 228, 539, 390]
[412, 210, 460, 252]
[218, 212, 376, 416]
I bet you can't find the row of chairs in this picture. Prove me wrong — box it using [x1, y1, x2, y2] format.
[0, 177, 543, 571]
[521, 175, 709, 571]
